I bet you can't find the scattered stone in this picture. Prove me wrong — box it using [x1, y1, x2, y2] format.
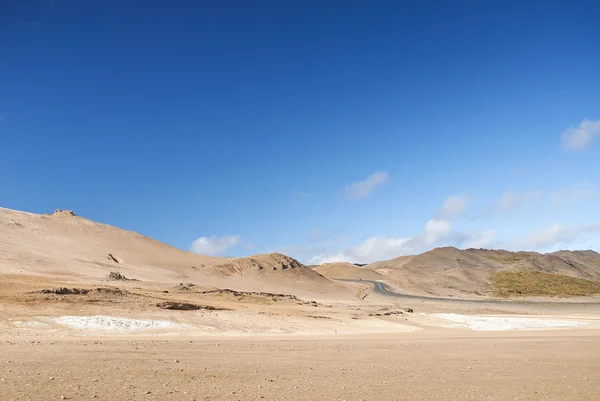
[156, 302, 227, 311]
[199, 289, 300, 301]
[53, 209, 76, 216]
[107, 271, 131, 281]
[40, 288, 88, 295]
[175, 283, 196, 291]
[93, 287, 126, 295]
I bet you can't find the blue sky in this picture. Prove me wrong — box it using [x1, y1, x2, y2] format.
[1, 0, 599, 263]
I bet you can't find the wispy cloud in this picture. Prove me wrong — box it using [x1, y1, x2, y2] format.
[510, 223, 600, 250]
[437, 193, 471, 219]
[309, 236, 412, 264]
[345, 171, 389, 199]
[190, 235, 240, 255]
[308, 224, 493, 264]
[495, 190, 540, 212]
[278, 183, 600, 264]
[277, 231, 354, 263]
[308, 194, 493, 264]
[464, 230, 495, 249]
[308, 230, 352, 244]
[292, 191, 311, 206]
[561, 118, 600, 150]
[552, 181, 600, 205]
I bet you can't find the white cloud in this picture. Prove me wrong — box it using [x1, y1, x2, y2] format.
[308, 253, 349, 265]
[464, 230, 495, 248]
[424, 219, 453, 244]
[190, 235, 240, 255]
[302, 193, 494, 264]
[345, 171, 389, 199]
[349, 236, 412, 261]
[511, 223, 600, 250]
[496, 190, 540, 212]
[309, 236, 412, 265]
[308, 219, 495, 265]
[561, 118, 600, 150]
[437, 193, 471, 219]
[279, 183, 600, 265]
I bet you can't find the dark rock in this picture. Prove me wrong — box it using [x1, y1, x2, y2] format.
[40, 288, 88, 295]
[156, 302, 202, 310]
[107, 272, 130, 281]
[156, 302, 228, 311]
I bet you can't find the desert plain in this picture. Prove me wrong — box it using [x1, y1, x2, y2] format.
[1, 207, 599, 400]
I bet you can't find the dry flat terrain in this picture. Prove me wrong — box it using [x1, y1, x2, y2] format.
[2, 332, 600, 401]
[2, 207, 600, 400]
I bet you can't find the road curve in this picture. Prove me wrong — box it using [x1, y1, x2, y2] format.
[333, 278, 509, 304]
[333, 278, 600, 306]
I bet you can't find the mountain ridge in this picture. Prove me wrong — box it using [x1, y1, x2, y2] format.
[312, 246, 600, 297]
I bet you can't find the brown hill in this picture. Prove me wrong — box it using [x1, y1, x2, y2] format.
[0, 207, 346, 298]
[524, 250, 600, 280]
[361, 247, 600, 297]
[313, 262, 384, 280]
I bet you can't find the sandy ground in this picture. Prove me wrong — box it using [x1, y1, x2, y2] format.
[2, 275, 600, 401]
[1, 331, 599, 401]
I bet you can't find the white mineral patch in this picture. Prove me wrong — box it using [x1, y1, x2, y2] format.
[432, 313, 589, 331]
[24, 321, 51, 328]
[54, 315, 185, 332]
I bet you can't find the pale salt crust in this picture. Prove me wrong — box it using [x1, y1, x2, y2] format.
[48, 315, 419, 336]
[432, 313, 589, 331]
[54, 315, 186, 332]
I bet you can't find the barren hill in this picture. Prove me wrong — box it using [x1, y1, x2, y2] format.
[360, 247, 600, 297]
[0, 207, 346, 298]
[313, 262, 384, 280]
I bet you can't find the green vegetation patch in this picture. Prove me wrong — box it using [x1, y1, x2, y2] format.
[491, 270, 600, 297]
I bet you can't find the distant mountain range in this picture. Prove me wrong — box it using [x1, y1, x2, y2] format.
[2, 206, 599, 299]
[315, 247, 600, 297]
